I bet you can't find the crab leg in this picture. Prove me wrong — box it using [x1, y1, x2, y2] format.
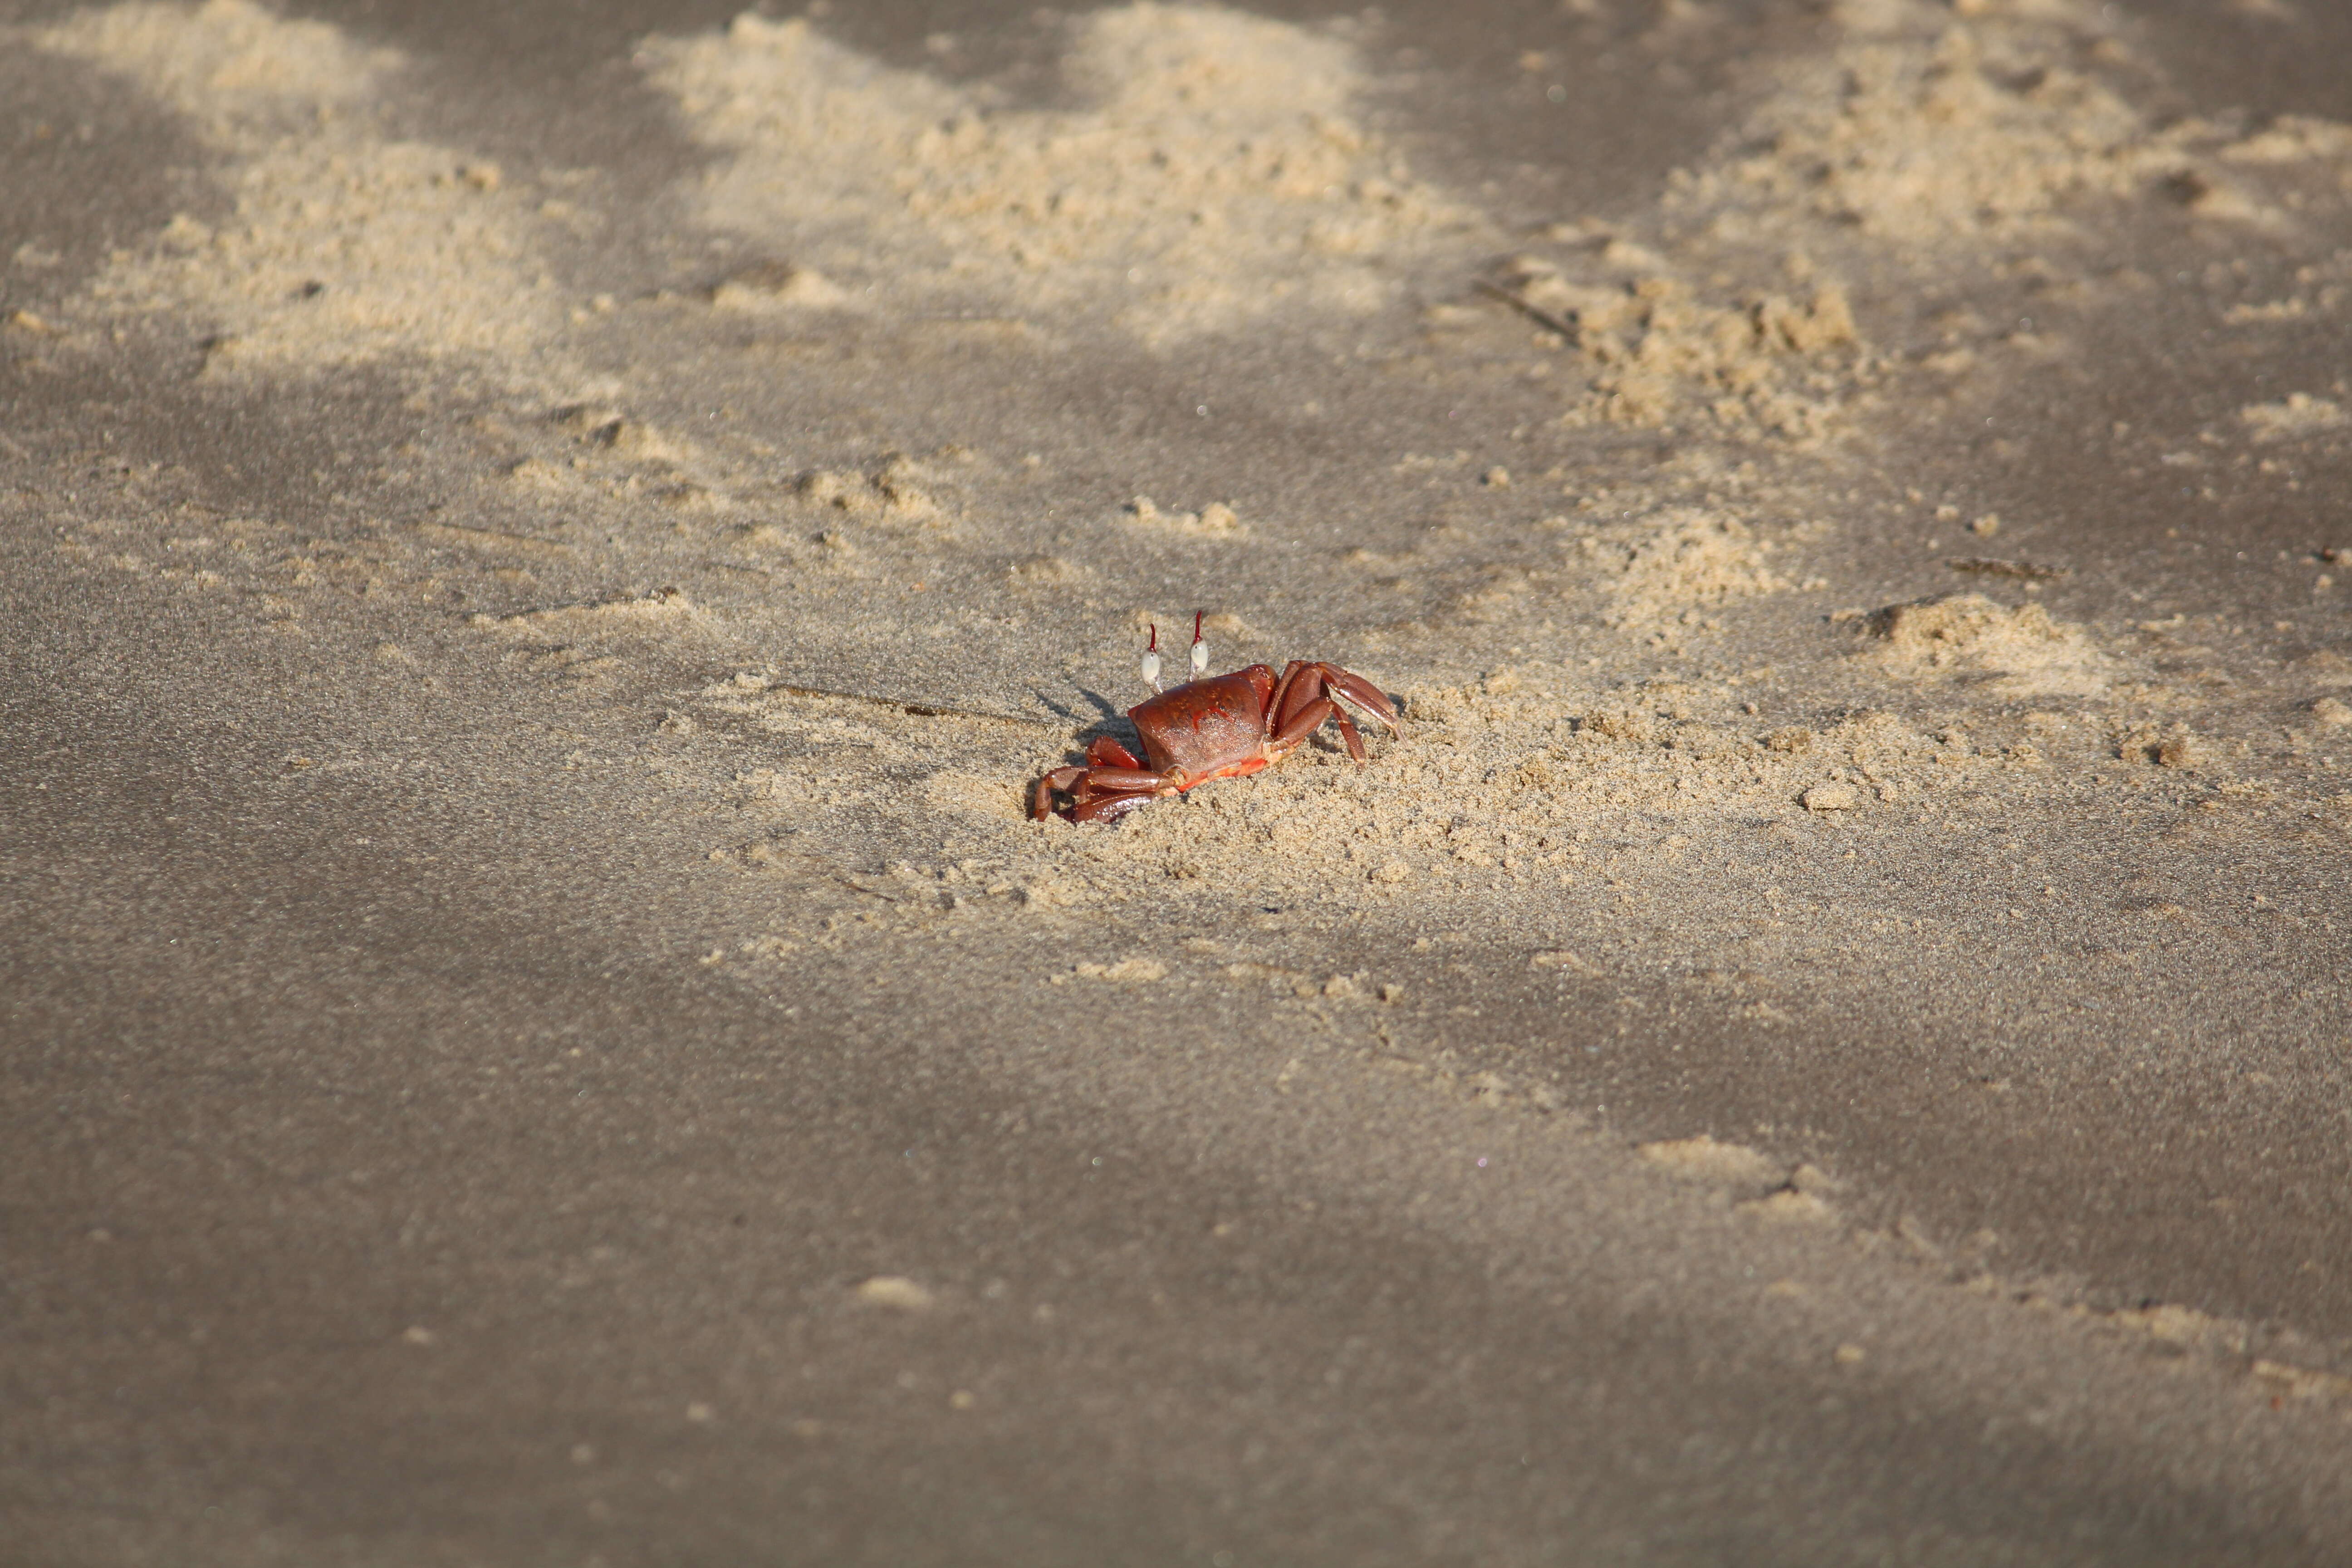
[1309, 668, 1373, 758]
[1033, 761, 1179, 822]
[1271, 693, 1339, 751]
[1321, 666, 1401, 731]
[1066, 765, 1179, 823]
[1329, 706, 1367, 761]
[1270, 662, 1399, 743]
[1265, 665, 1353, 756]
[1269, 662, 1320, 730]
[1073, 767, 1172, 792]
[1087, 735, 1145, 769]
[1266, 660, 1319, 739]
[1033, 765, 1091, 819]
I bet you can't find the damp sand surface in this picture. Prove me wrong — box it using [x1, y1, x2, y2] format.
[4, 0, 2352, 1561]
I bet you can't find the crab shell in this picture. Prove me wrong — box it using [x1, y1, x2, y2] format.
[1132, 663, 1283, 775]
[1032, 660, 1401, 824]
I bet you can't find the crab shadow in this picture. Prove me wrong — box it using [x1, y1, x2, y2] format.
[1035, 684, 1142, 763]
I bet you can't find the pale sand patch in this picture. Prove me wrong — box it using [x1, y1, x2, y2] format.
[38, 0, 564, 380]
[1124, 497, 1245, 538]
[35, 0, 395, 124]
[1492, 251, 1861, 436]
[1598, 512, 1787, 629]
[2240, 393, 2347, 443]
[1671, 0, 2159, 247]
[710, 261, 856, 314]
[638, 5, 1477, 342]
[1054, 958, 1167, 984]
[1736, 1189, 1838, 1225]
[853, 1276, 936, 1311]
[843, 668, 2065, 925]
[1863, 593, 2117, 698]
[1637, 1134, 1784, 1188]
[2219, 114, 2352, 165]
[924, 769, 1028, 819]
[1485, 0, 2348, 443]
[473, 587, 705, 636]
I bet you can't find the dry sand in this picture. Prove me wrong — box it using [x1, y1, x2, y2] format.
[4, 0, 2351, 1561]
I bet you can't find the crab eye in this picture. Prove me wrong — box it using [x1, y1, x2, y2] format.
[1189, 609, 1208, 677]
[1141, 622, 1163, 693]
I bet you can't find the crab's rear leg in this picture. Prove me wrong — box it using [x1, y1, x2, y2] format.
[1278, 663, 1397, 762]
[1260, 666, 1357, 760]
[1329, 706, 1368, 760]
[1319, 664, 1401, 733]
[1267, 660, 1313, 731]
[1269, 692, 1341, 756]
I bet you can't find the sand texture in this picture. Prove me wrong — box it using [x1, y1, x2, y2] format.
[4, 0, 2352, 1561]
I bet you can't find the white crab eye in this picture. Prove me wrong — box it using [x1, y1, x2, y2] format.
[1189, 614, 1209, 678]
[1142, 647, 1162, 692]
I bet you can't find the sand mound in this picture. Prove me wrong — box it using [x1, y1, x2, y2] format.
[639, 5, 1473, 342]
[1669, 0, 2352, 256]
[1124, 497, 1244, 538]
[2240, 394, 2347, 443]
[35, 0, 393, 124]
[2219, 114, 2352, 165]
[1671, 0, 2156, 249]
[1491, 250, 1860, 436]
[1637, 1135, 1783, 1189]
[1597, 512, 1787, 629]
[1864, 592, 2113, 697]
[1485, 0, 2352, 440]
[38, 0, 562, 380]
[710, 262, 856, 314]
[1001, 678, 2020, 904]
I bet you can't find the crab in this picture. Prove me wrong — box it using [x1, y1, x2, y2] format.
[1033, 613, 1402, 824]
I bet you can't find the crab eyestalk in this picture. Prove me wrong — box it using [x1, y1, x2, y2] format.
[1141, 622, 1163, 694]
[1189, 609, 1208, 680]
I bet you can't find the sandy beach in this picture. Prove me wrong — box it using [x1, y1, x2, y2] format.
[4, 0, 2350, 1560]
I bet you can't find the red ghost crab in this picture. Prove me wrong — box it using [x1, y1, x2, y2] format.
[1033, 613, 1402, 824]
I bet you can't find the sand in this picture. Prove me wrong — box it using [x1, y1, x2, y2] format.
[5, 0, 2352, 1560]
[38, 0, 568, 381]
[640, 4, 1476, 343]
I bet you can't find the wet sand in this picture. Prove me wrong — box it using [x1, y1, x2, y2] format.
[3, 0, 2350, 1560]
